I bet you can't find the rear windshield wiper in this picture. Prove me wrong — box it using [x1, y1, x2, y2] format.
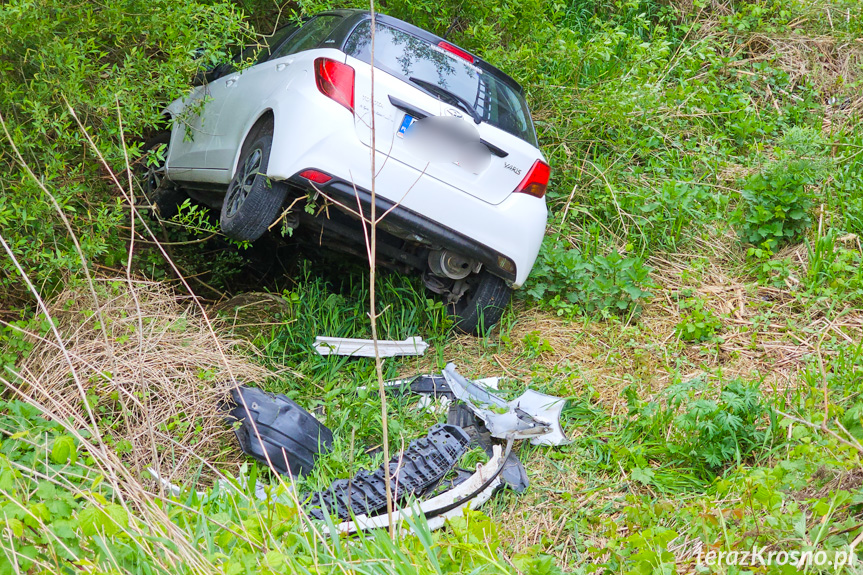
[408, 76, 482, 125]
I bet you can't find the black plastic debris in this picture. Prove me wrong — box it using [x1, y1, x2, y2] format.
[306, 423, 470, 521]
[385, 372, 531, 493]
[387, 374, 454, 399]
[226, 386, 333, 478]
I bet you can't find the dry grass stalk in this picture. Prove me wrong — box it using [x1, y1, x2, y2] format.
[12, 277, 269, 486]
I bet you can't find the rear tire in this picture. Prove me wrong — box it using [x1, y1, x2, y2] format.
[220, 120, 288, 242]
[138, 132, 187, 220]
[448, 271, 512, 335]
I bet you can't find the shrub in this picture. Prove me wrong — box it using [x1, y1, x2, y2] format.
[526, 242, 654, 317]
[0, 0, 250, 305]
[733, 159, 818, 249]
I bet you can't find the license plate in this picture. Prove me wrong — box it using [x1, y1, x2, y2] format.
[397, 114, 417, 138]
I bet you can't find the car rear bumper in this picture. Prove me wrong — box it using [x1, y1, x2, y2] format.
[288, 172, 519, 283]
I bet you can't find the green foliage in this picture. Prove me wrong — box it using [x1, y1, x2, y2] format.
[526, 243, 653, 318]
[733, 159, 818, 249]
[674, 298, 723, 342]
[804, 231, 863, 302]
[0, 0, 250, 303]
[746, 244, 793, 288]
[671, 380, 769, 469]
[626, 379, 771, 472]
[616, 182, 716, 251]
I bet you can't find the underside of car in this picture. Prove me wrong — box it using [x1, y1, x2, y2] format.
[161, 172, 513, 333]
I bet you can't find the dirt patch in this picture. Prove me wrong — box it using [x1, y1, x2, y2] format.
[794, 467, 863, 501]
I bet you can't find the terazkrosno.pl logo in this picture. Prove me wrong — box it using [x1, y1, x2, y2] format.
[698, 546, 857, 569]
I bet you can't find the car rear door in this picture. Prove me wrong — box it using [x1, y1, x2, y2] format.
[166, 85, 215, 169]
[203, 21, 316, 171]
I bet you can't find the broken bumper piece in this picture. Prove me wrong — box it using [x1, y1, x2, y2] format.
[327, 445, 506, 535]
[305, 423, 470, 521]
[314, 336, 428, 357]
[441, 363, 569, 446]
[225, 386, 334, 478]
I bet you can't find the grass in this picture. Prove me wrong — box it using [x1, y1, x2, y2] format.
[2, 0, 863, 572]
[206, 241, 863, 571]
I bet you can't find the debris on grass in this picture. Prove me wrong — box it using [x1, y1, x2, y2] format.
[330, 444, 506, 535]
[442, 363, 569, 446]
[225, 386, 333, 478]
[306, 423, 471, 522]
[314, 335, 428, 357]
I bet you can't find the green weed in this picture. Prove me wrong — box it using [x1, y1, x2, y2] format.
[674, 298, 724, 343]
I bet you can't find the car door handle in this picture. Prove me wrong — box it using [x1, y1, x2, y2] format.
[225, 78, 236, 87]
[276, 63, 288, 71]
[388, 96, 509, 158]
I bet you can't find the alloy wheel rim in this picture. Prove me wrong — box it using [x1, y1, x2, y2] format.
[226, 148, 262, 218]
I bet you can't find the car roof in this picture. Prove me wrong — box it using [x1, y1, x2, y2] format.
[314, 9, 525, 95]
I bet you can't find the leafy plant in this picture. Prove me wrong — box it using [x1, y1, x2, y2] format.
[746, 243, 793, 288]
[674, 298, 723, 342]
[671, 380, 770, 469]
[626, 379, 772, 473]
[617, 182, 714, 250]
[526, 243, 654, 318]
[733, 159, 819, 249]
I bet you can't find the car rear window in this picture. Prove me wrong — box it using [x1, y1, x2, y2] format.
[344, 20, 538, 147]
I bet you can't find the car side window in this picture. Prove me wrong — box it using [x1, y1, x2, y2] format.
[255, 23, 301, 62]
[269, 15, 342, 60]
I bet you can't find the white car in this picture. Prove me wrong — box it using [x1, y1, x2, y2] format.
[144, 10, 549, 333]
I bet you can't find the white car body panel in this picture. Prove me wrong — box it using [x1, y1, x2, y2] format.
[164, 32, 547, 288]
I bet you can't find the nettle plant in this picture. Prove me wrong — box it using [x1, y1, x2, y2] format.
[526, 242, 654, 318]
[733, 158, 818, 250]
[674, 297, 723, 343]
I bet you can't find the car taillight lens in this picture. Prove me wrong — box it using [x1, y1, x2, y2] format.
[299, 169, 332, 184]
[437, 41, 475, 63]
[314, 58, 354, 112]
[513, 160, 550, 198]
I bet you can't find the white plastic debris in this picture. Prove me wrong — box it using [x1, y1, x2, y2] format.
[442, 363, 570, 446]
[314, 336, 428, 357]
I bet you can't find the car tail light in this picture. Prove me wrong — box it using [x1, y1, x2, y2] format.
[314, 58, 354, 112]
[438, 41, 474, 64]
[513, 160, 550, 198]
[299, 169, 332, 184]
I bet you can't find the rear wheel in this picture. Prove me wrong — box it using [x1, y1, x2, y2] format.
[220, 120, 288, 242]
[138, 132, 187, 220]
[448, 271, 512, 335]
